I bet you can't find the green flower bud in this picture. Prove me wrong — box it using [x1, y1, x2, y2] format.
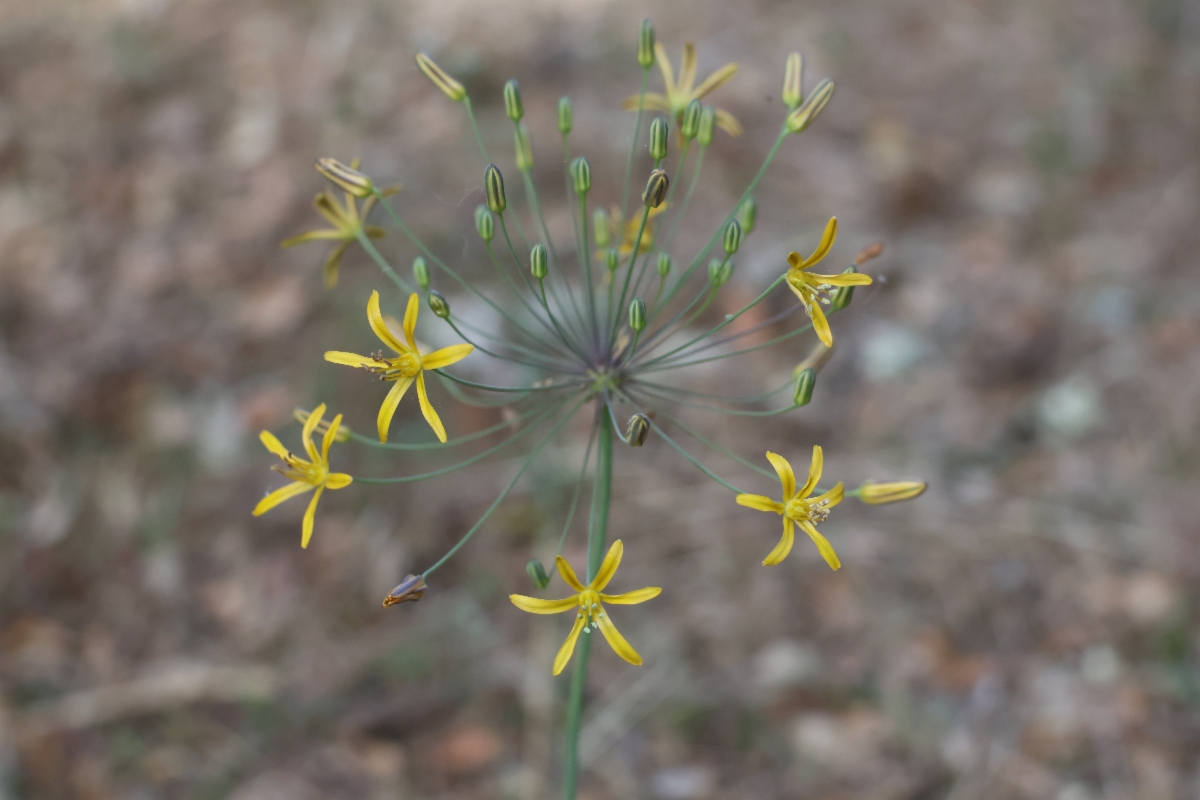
[530, 243, 548, 280]
[638, 19, 655, 69]
[831, 265, 858, 310]
[681, 99, 702, 141]
[315, 158, 374, 198]
[782, 52, 804, 109]
[514, 124, 534, 172]
[629, 297, 646, 331]
[412, 256, 429, 290]
[604, 248, 620, 273]
[570, 156, 591, 195]
[558, 96, 573, 134]
[722, 219, 742, 255]
[474, 204, 495, 242]
[786, 78, 834, 134]
[427, 290, 450, 319]
[593, 208, 610, 248]
[526, 557, 551, 589]
[503, 79, 524, 122]
[625, 413, 650, 447]
[697, 105, 717, 146]
[415, 53, 466, 102]
[709, 258, 732, 286]
[736, 197, 757, 234]
[793, 367, 816, 406]
[484, 163, 507, 213]
[656, 252, 672, 277]
[642, 168, 669, 208]
[649, 116, 669, 161]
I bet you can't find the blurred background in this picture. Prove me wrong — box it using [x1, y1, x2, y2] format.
[1, 0, 1198, 797]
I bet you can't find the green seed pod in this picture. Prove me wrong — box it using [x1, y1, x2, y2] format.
[786, 78, 834, 134]
[697, 105, 717, 146]
[642, 168, 669, 209]
[782, 52, 804, 109]
[474, 204, 495, 242]
[626, 413, 650, 447]
[503, 79, 524, 122]
[831, 265, 858, 310]
[530, 243, 548, 280]
[484, 164, 507, 213]
[427, 290, 450, 319]
[629, 297, 646, 331]
[656, 252, 672, 277]
[415, 53, 466, 102]
[637, 19, 655, 69]
[722, 219, 742, 255]
[736, 196, 757, 235]
[570, 156, 591, 195]
[514, 124, 534, 172]
[315, 158, 374, 198]
[593, 208, 610, 248]
[412, 256, 429, 290]
[709, 258, 732, 286]
[649, 116, 669, 161]
[681, 99, 702, 141]
[605, 248, 620, 273]
[793, 367, 817, 406]
[526, 557, 551, 589]
[558, 96, 573, 134]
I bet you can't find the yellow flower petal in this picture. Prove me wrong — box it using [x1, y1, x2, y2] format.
[713, 108, 743, 137]
[765, 452, 795, 498]
[813, 481, 844, 510]
[736, 493, 783, 514]
[300, 485, 324, 548]
[596, 612, 642, 666]
[420, 344, 474, 371]
[677, 43, 698, 98]
[622, 93, 671, 112]
[509, 594, 579, 614]
[415, 372, 447, 443]
[797, 217, 837, 269]
[302, 403, 325, 462]
[323, 241, 351, 289]
[376, 375, 414, 443]
[591, 539, 623, 592]
[762, 518, 795, 566]
[654, 42, 675, 96]
[555, 555, 586, 592]
[325, 473, 353, 490]
[314, 192, 350, 227]
[324, 351, 375, 368]
[800, 520, 840, 570]
[693, 62, 739, 99]
[600, 587, 661, 605]
[402, 293, 420, 349]
[280, 229, 343, 248]
[809, 300, 833, 348]
[322, 413, 343, 460]
[260, 430, 289, 459]
[253, 481, 313, 516]
[367, 291, 408, 354]
[810, 271, 873, 287]
[553, 615, 587, 676]
[798, 445, 823, 498]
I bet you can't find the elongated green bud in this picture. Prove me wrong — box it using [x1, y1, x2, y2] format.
[474, 204, 494, 242]
[558, 96, 573, 134]
[638, 19, 655, 68]
[681, 99, 702, 141]
[786, 78, 834, 134]
[722, 219, 742, 255]
[526, 557, 552, 589]
[697, 105, 717, 146]
[736, 197, 757, 234]
[484, 164, 506, 213]
[570, 156, 591, 195]
[415, 53, 466, 102]
[649, 116, 669, 161]
[831, 265, 858, 310]
[514, 124, 534, 172]
[782, 52, 804, 109]
[503, 79, 524, 122]
[656, 252, 672, 277]
[793, 367, 817, 406]
[593, 208, 610, 248]
[643, 168, 669, 208]
[626, 413, 650, 447]
[412, 256, 429, 290]
[709, 258, 732, 286]
[530, 243, 548, 280]
[315, 158, 374, 198]
[604, 248, 620, 273]
[427, 290, 450, 319]
[629, 297, 646, 331]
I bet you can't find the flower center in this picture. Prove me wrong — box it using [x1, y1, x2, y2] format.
[272, 453, 327, 486]
[576, 589, 606, 632]
[366, 350, 421, 381]
[785, 495, 833, 525]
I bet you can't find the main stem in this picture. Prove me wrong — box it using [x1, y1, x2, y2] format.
[562, 409, 613, 800]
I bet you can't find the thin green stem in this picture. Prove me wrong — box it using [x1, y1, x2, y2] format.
[355, 229, 415, 294]
[346, 400, 551, 450]
[436, 370, 587, 394]
[620, 69, 650, 224]
[660, 143, 706, 254]
[576, 193, 600, 349]
[630, 383, 798, 417]
[610, 205, 652, 350]
[463, 97, 492, 164]
[555, 416, 599, 558]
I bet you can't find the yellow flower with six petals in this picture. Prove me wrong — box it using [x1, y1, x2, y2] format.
[736, 446, 844, 570]
[325, 291, 473, 443]
[253, 403, 352, 548]
[510, 540, 661, 676]
[623, 42, 742, 137]
[784, 217, 874, 347]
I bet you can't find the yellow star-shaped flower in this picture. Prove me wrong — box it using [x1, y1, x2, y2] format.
[253, 403, 352, 548]
[784, 217, 874, 347]
[736, 446, 844, 570]
[325, 291, 473, 443]
[623, 42, 742, 137]
[510, 540, 661, 675]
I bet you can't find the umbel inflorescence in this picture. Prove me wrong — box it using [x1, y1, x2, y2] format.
[259, 18, 925, 796]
